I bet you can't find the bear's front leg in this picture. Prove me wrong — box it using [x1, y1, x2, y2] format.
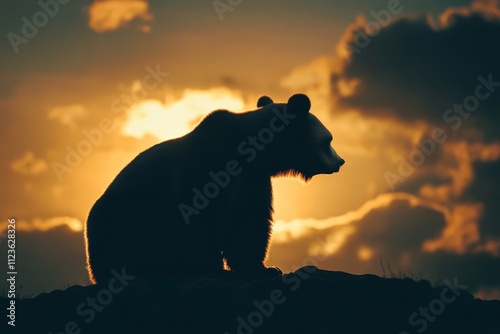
[219, 176, 282, 278]
[222, 215, 282, 278]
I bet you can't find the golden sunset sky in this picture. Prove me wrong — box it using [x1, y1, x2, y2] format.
[1, 0, 500, 300]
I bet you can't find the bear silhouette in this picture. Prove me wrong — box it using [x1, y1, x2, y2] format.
[85, 93, 344, 283]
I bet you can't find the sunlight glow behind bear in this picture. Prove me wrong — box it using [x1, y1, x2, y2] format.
[121, 88, 246, 141]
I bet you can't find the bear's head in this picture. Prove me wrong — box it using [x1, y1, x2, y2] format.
[255, 94, 345, 181]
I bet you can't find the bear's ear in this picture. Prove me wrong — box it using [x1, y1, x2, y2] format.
[257, 96, 274, 108]
[286, 94, 310, 117]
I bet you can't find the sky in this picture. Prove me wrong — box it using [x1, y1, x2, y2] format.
[1, 0, 499, 300]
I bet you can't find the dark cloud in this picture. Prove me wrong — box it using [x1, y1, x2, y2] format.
[268, 195, 500, 293]
[0, 226, 87, 297]
[328, 5, 500, 279]
[336, 198, 500, 292]
[343, 199, 445, 251]
[270, 196, 445, 270]
[332, 8, 500, 141]
[461, 159, 500, 238]
[386, 140, 500, 246]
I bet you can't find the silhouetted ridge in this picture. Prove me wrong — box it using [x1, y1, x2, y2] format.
[2, 267, 499, 333]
